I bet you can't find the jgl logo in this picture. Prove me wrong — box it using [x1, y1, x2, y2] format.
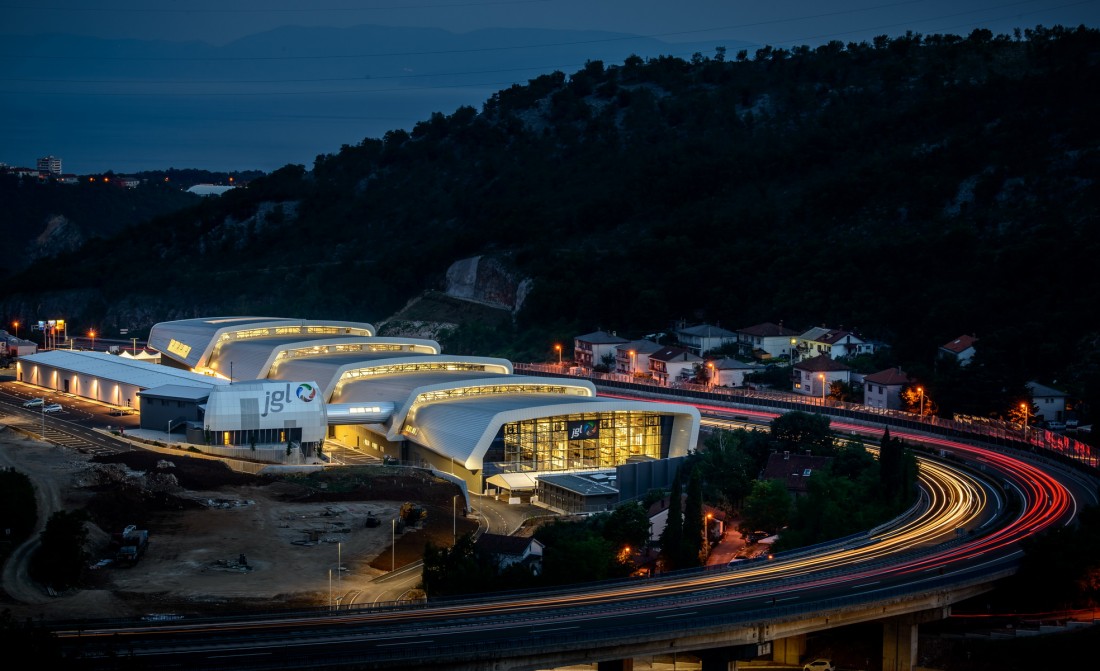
[261, 384, 294, 417]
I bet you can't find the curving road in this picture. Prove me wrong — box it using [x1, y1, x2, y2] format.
[50, 433, 1094, 670]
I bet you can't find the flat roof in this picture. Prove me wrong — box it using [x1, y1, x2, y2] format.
[538, 472, 620, 496]
[18, 350, 225, 391]
[139, 384, 215, 401]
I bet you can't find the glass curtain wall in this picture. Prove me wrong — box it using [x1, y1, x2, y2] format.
[499, 412, 662, 473]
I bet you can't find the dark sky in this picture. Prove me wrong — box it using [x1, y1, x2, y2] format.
[6, 0, 1098, 46]
[4, 0, 1099, 46]
[3, 1, 1099, 173]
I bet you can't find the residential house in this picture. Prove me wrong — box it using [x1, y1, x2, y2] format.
[615, 339, 663, 376]
[709, 357, 762, 388]
[760, 451, 833, 497]
[863, 367, 911, 410]
[573, 330, 629, 369]
[1026, 381, 1068, 423]
[475, 533, 545, 573]
[735, 322, 800, 361]
[650, 346, 703, 386]
[674, 323, 738, 356]
[794, 326, 874, 362]
[792, 355, 851, 397]
[939, 335, 978, 367]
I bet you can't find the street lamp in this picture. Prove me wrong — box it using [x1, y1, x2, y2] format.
[338, 542, 342, 586]
[132, 337, 139, 354]
[391, 518, 396, 572]
[819, 373, 826, 402]
[167, 419, 175, 437]
[1021, 402, 1029, 439]
[89, 329, 96, 351]
[554, 344, 562, 366]
[629, 349, 636, 377]
[12, 320, 18, 340]
[453, 494, 458, 545]
[790, 338, 798, 363]
[707, 362, 715, 389]
[917, 386, 925, 418]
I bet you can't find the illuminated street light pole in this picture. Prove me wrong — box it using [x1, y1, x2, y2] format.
[12, 320, 18, 340]
[629, 350, 636, 377]
[918, 386, 925, 418]
[1021, 402, 1029, 441]
[132, 337, 138, 354]
[554, 344, 562, 367]
[391, 518, 396, 572]
[819, 373, 826, 403]
[453, 495, 458, 546]
[707, 362, 715, 390]
[89, 329, 96, 352]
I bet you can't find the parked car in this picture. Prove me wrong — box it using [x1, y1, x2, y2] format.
[42, 403, 63, 413]
[22, 397, 44, 408]
[803, 660, 835, 671]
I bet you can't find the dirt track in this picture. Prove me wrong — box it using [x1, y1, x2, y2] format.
[0, 428, 475, 621]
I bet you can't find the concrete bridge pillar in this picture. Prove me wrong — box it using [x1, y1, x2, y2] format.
[771, 633, 806, 665]
[882, 614, 918, 671]
[597, 659, 633, 671]
[882, 606, 950, 671]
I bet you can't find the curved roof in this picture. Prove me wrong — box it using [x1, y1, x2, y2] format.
[330, 356, 514, 404]
[390, 375, 597, 442]
[149, 317, 375, 371]
[263, 337, 440, 382]
[406, 396, 699, 470]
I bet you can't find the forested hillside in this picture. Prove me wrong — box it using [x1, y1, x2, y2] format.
[2, 25, 1098, 416]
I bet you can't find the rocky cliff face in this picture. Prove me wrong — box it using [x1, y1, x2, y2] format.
[26, 214, 85, 264]
[444, 256, 531, 313]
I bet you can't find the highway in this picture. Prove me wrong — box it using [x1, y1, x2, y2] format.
[50, 429, 1092, 670]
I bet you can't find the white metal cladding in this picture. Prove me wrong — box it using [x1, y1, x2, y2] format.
[273, 353, 503, 400]
[330, 362, 514, 405]
[203, 380, 327, 444]
[16, 350, 225, 390]
[149, 317, 375, 370]
[387, 376, 598, 442]
[261, 337, 442, 382]
[405, 396, 700, 470]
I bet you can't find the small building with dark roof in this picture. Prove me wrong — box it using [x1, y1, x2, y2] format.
[475, 533, 545, 572]
[536, 471, 620, 514]
[573, 330, 629, 369]
[792, 355, 851, 397]
[735, 322, 800, 360]
[761, 451, 833, 496]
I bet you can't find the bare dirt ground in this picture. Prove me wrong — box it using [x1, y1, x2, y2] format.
[0, 429, 476, 622]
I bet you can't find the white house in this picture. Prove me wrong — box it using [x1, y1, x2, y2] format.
[735, 322, 800, 361]
[794, 327, 874, 362]
[792, 355, 851, 397]
[939, 334, 978, 367]
[674, 323, 738, 356]
[475, 533, 545, 571]
[1027, 381, 1068, 423]
[709, 357, 762, 388]
[573, 330, 629, 369]
[649, 346, 703, 386]
[863, 367, 911, 410]
[615, 339, 663, 376]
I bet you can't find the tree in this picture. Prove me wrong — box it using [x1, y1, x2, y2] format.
[601, 502, 651, 551]
[741, 479, 792, 535]
[30, 510, 89, 590]
[658, 466, 685, 570]
[770, 411, 835, 455]
[681, 465, 705, 566]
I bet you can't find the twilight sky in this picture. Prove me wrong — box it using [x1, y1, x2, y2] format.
[3, 1, 1099, 174]
[5, 0, 1100, 46]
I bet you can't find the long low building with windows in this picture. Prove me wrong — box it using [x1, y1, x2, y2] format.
[19, 316, 700, 495]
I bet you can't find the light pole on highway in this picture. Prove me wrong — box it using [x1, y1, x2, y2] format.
[328, 569, 332, 610]
[453, 495, 458, 546]
[391, 518, 396, 572]
[338, 542, 342, 586]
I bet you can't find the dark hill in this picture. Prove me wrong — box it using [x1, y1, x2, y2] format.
[3, 25, 1099, 417]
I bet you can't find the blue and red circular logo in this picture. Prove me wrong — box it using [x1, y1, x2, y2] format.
[296, 383, 317, 402]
